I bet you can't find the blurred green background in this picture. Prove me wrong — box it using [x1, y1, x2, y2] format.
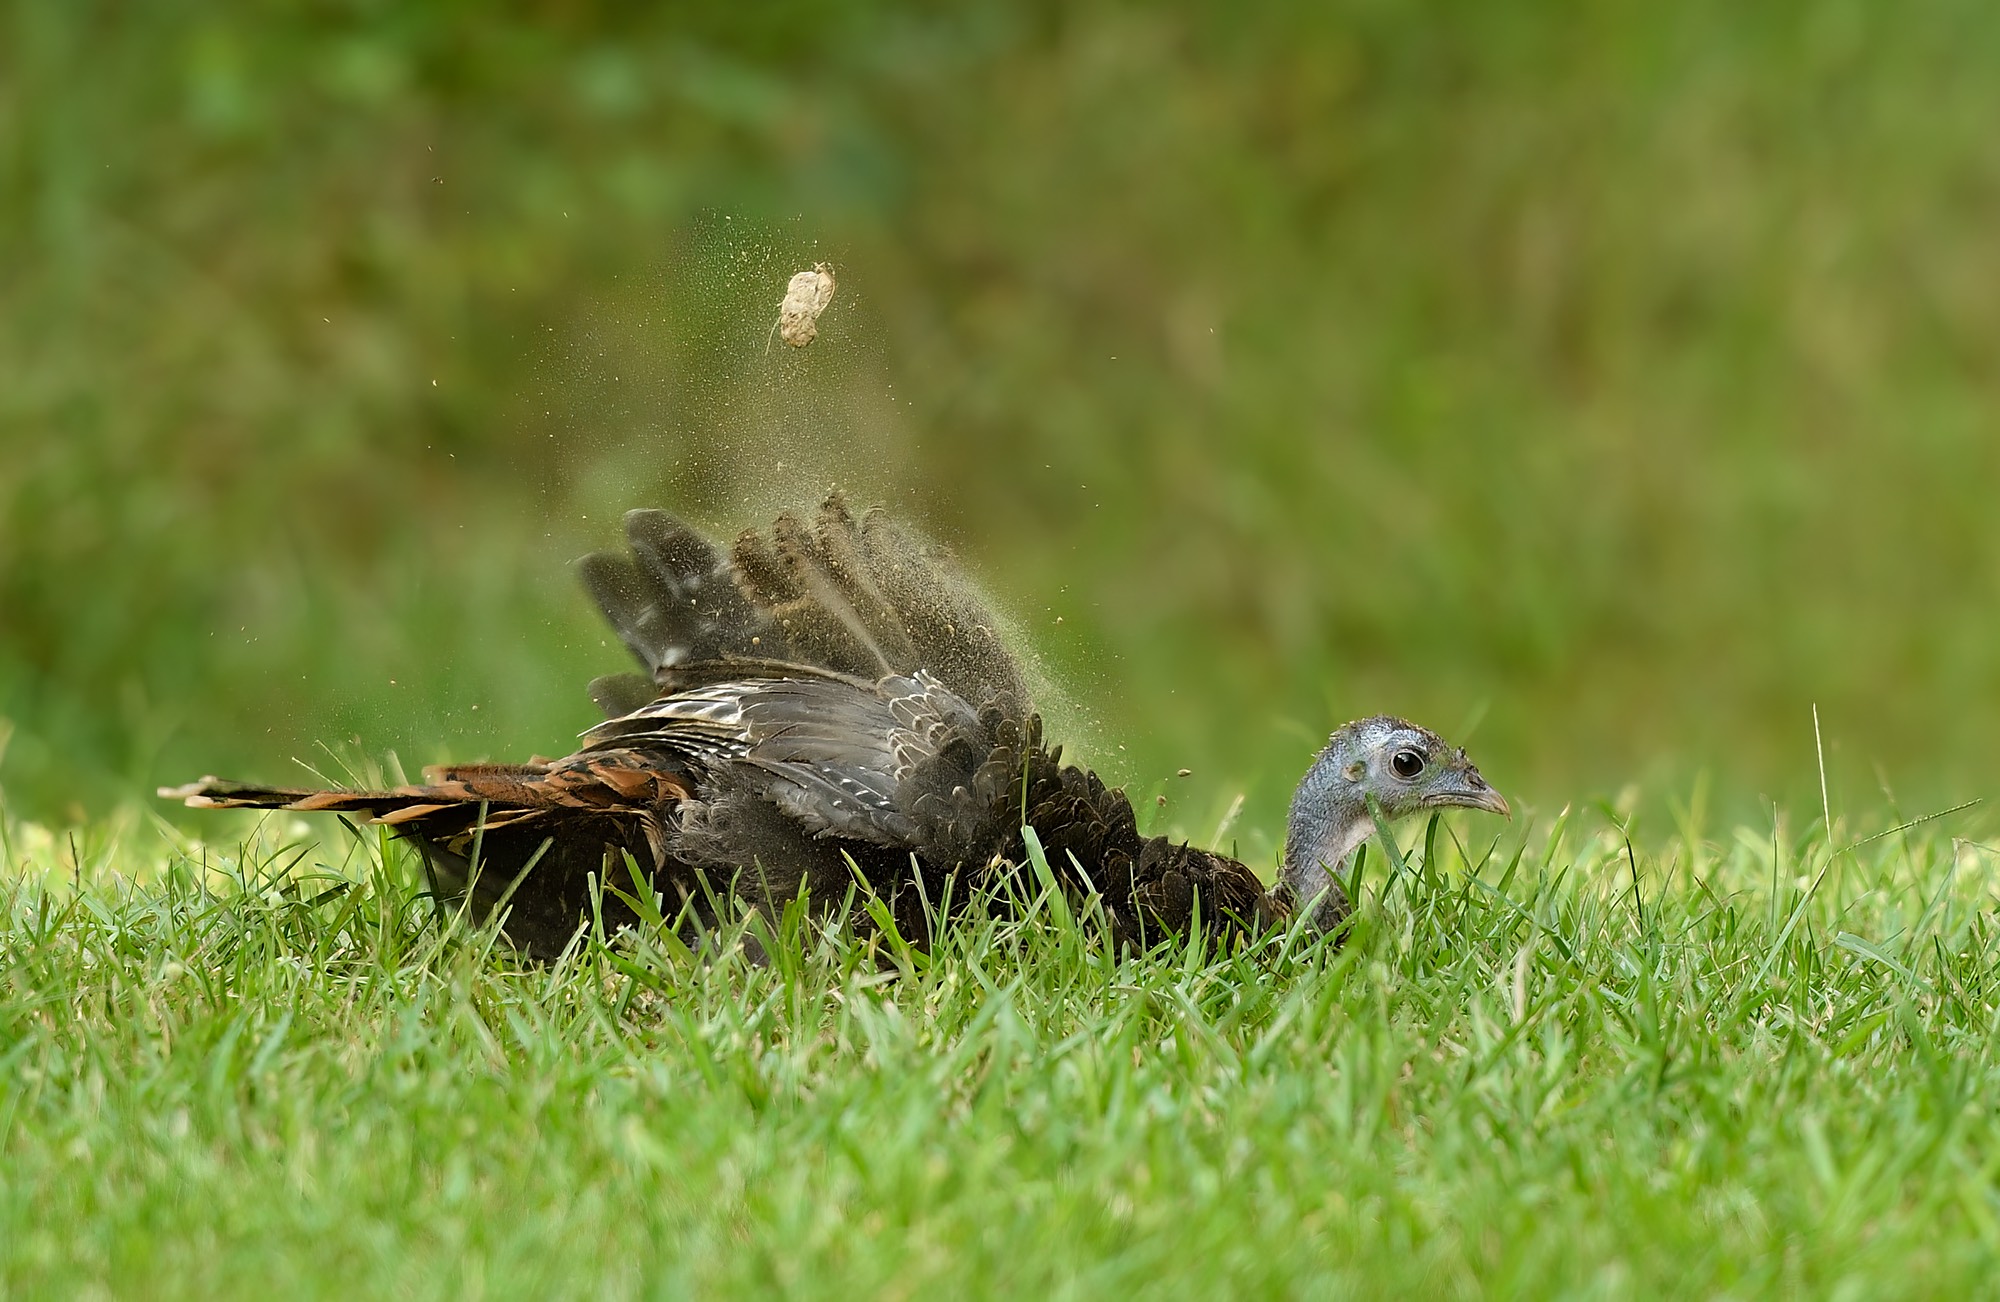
[3, 2, 1996, 855]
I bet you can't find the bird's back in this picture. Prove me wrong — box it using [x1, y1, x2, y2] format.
[578, 492, 1030, 722]
[578, 494, 1274, 944]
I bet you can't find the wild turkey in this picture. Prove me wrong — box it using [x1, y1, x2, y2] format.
[162, 494, 1508, 958]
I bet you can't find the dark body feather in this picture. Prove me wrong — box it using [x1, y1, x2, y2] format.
[165, 494, 1290, 958]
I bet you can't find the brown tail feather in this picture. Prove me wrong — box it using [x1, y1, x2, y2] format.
[160, 752, 700, 960]
[157, 777, 454, 817]
[160, 752, 691, 821]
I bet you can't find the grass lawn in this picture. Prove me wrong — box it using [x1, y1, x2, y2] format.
[6, 791, 1996, 1298]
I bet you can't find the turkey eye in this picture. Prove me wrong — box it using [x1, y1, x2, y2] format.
[1390, 749, 1426, 779]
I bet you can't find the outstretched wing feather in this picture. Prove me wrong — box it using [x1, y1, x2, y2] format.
[577, 668, 985, 846]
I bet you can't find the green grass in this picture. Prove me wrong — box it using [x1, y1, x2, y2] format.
[7, 791, 1996, 1298]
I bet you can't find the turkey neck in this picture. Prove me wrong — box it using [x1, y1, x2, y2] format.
[1280, 761, 1371, 931]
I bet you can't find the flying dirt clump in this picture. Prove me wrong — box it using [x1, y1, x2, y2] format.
[770, 263, 837, 349]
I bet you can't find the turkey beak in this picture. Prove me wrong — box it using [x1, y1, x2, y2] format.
[1429, 766, 1511, 818]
